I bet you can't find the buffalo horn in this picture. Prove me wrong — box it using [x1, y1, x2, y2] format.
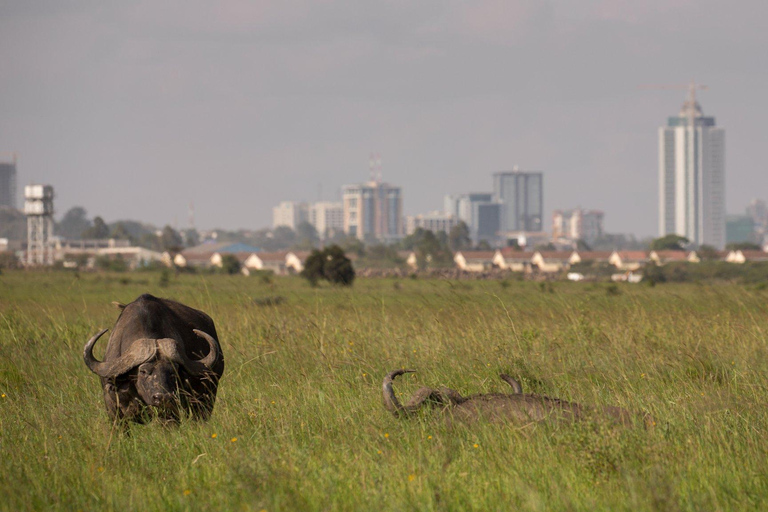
[83, 329, 157, 378]
[157, 329, 220, 376]
[382, 369, 445, 417]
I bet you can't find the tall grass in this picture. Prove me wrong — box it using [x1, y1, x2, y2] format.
[1, 271, 768, 510]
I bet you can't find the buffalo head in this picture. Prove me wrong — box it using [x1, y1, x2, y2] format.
[84, 328, 221, 421]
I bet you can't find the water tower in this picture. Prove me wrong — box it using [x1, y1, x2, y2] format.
[25, 184, 54, 265]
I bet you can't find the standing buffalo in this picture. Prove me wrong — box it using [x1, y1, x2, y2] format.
[383, 370, 647, 427]
[83, 294, 224, 424]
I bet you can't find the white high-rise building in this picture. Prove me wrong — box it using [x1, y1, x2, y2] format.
[552, 209, 604, 243]
[309, 202, 343, 239]
[658, 91, 725, 248]
[272, 201, 309, 230]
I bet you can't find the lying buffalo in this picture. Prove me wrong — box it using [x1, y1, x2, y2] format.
[83, 294, 224, 424]
[383, 370, 648, 427]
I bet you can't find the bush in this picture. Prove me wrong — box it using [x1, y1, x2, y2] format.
[220, 254, 242, 275]
[300, 245, 355, 286]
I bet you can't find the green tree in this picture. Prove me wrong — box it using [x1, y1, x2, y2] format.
[294, 221, 320, 250]
[533, 242, 556, 252]
[697, 244, 720, 261]
[160, 225, 184, 252]
[301, 249, 325, 286]
[110, 222, 135, 243]
[300, 245, 355, 286]
[323, 245, 355, 285]
[183, 229, 200, 248]
[448, 222, 471, 251]
[272, 226, 297, 250]
[343, 236, 365, 257]
[725, 242, 762, 251]
[0, 251, 20, 269]
[138, 233, 162, 251]
[57, 207, 91, 239]
[81, 216, 110, 239]
[475, 240, 493, 251]
[0, 207, 28, 240]
[650, 234, 689, 251]
[220, 254, 242, 275]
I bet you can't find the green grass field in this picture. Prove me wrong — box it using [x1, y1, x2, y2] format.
[2, 271, 768, 511]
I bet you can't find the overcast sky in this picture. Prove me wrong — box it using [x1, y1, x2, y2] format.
[1, 0, 766, 236]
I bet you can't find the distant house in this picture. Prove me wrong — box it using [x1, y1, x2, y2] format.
[93, 246, 165, 269]
[211, 251, 252, 268]
[493, 248, 534, 272]
[531, 251, 572, 273]
[609, 251, 648, 271]
[726, 250, 768, 264]
[648, 250, 690, 265]
[568, 251, 612, 265]
[244, 252, 288, 274]
[286, 251, 310, 273]
[454, 251, 495, 272]
[172, 251, 215, 268]
[171, 242, 261, 269]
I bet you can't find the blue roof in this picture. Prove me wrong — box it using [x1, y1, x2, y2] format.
[218, 243, 261, 254]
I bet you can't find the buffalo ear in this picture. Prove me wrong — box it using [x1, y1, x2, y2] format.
[112, 301, 127, 310]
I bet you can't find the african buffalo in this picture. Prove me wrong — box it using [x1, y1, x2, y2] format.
[383, 370, 646, 427]
[83, 294, 224, 424]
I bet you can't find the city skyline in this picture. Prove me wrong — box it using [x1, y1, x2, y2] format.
[1, 2, 767, 237]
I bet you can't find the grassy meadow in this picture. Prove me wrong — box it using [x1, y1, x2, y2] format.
[1, 270, 768, 511]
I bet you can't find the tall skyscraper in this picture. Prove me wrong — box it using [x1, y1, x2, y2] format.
[342, 181, 402, 242]
[658, 90, 725, 248]
[493, 168, 543, 233]
[0, 154, 18, 210]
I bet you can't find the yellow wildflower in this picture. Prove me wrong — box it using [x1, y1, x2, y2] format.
[231, 437, 237, 442]
[408, 474, 416, 482]
[211, 433, 217, 439]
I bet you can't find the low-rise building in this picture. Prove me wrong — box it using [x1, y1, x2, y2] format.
[405, 211, 459, 236]
[608, 251, 648, 271]
[552, 209, 604, 244]
[492, 248, 534, 272]
[531, 251, 571, 273]
[454, 250, 495, 272]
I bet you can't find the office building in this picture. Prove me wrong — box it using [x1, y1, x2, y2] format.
[0, 155, 17, 209]
[309, 202, 343, 239]
[272, 201, 309, 230]
[342, 181, 402, 242]
[552, 209, 604, 243]
[444, 193, 496, 242]
[493, 168, 543, 233]
[405, 211, 458, 236]
[659, 94, 725, 248]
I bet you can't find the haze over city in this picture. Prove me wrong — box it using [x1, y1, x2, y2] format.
[1, 1, 766, 237]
